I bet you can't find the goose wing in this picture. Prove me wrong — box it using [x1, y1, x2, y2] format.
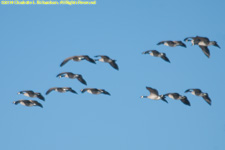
[109, 61, 119, 70]
[83, 55, 96, 64]
[77, 75, 87, 85]
[180, 97, 191, 106]
[202, 95, 211, 105]
[177, 41, 186, 47]
[46, 88, 56, 95]
[161, 53, 170, 63]
[199, 46, 210, 58]
[102, 90, 111, 95]
[37, 94, 45, 101]
[60, 56, 74, 67]
[68, 88, 78, 94]
[30, 100, 43, 108]
[146, 87, 159, 96]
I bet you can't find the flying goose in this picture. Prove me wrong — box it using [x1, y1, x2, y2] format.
[60, 55, 96, 67]
[57, 72, 87, 85]
[164, 93, 190, 106]
[46, 87, 77, 95]
[94, 55, 119, 70]
[13, 100, 43, 108]
[157, 41, 186, 48]
[17, 90, 45, 101]
[140, 86, 168, 103]
[81, 88, 110, 95]
[185, 89, 211, 105]
[184, 36, 220, 58]
[142, 50, 170, 63]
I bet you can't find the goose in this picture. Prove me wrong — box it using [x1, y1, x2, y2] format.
[60, 55, 96, 67]
[46, 87, 77, 95]
[184, 36, 220, 58]
[185, 89, 211, 105]
[94, 55, 119, 70]
[81, 88, 110, 95]
[142, 50, 170, 63]
[157, 41, 186, 48]
[164, 93, 190, 106]
[17, 90, 45, 101]
[140, 87, 168, 103]
[56, 72, 87, 85]
[13, 100, 43, 108]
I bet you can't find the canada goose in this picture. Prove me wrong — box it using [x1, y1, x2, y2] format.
[184, 36, 220, 58]
[46, 87, 77, 95]
[157, 41, 186, 48]
[81, 88, 110, 95]
[60, 55, 96, 67]
[142, 50, 170, 63]
[140, 86, 168, 103]
[17, 90, 45, 101]
[94, 55, 119, 70]
[165, 93, 190, 106]
[185, 89, 211, 105]
[56, 72, 87, 85]
[13, 100, 43, 108]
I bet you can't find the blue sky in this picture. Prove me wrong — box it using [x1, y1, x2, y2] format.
[1, 0, 225, 150]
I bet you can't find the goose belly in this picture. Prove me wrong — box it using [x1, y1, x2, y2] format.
[198, 41, 208, 46]
[148, 95, 159, 100]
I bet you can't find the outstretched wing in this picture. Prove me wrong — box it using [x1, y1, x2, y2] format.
[31, 100, 43, 108]
[102, 90, 111, 95]
[146, 87, 159, 96]
[37, 94, 45, 101]
[77, 75, 87, 85]
[69, 88, 78, 94]
[161, 97, 168, 103]
[180, 97, 191, 106]
[202, 95, 211, 105]
[46, 88, 56, 95]
[60, 56, 74, 67]
[161, 53, 170, 63]
[177, 41, 186, 47]
[199, 46, 210, 58]
[83, 55, 96, 64]
[184, 37, 194, 42]
[109, 61, 119, 70]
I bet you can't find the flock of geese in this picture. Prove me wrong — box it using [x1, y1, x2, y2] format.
[13, 55, 118, 108]
[13, 36, 220, 108]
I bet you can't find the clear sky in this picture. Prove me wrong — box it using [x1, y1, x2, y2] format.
[1, 0, 225, 150]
